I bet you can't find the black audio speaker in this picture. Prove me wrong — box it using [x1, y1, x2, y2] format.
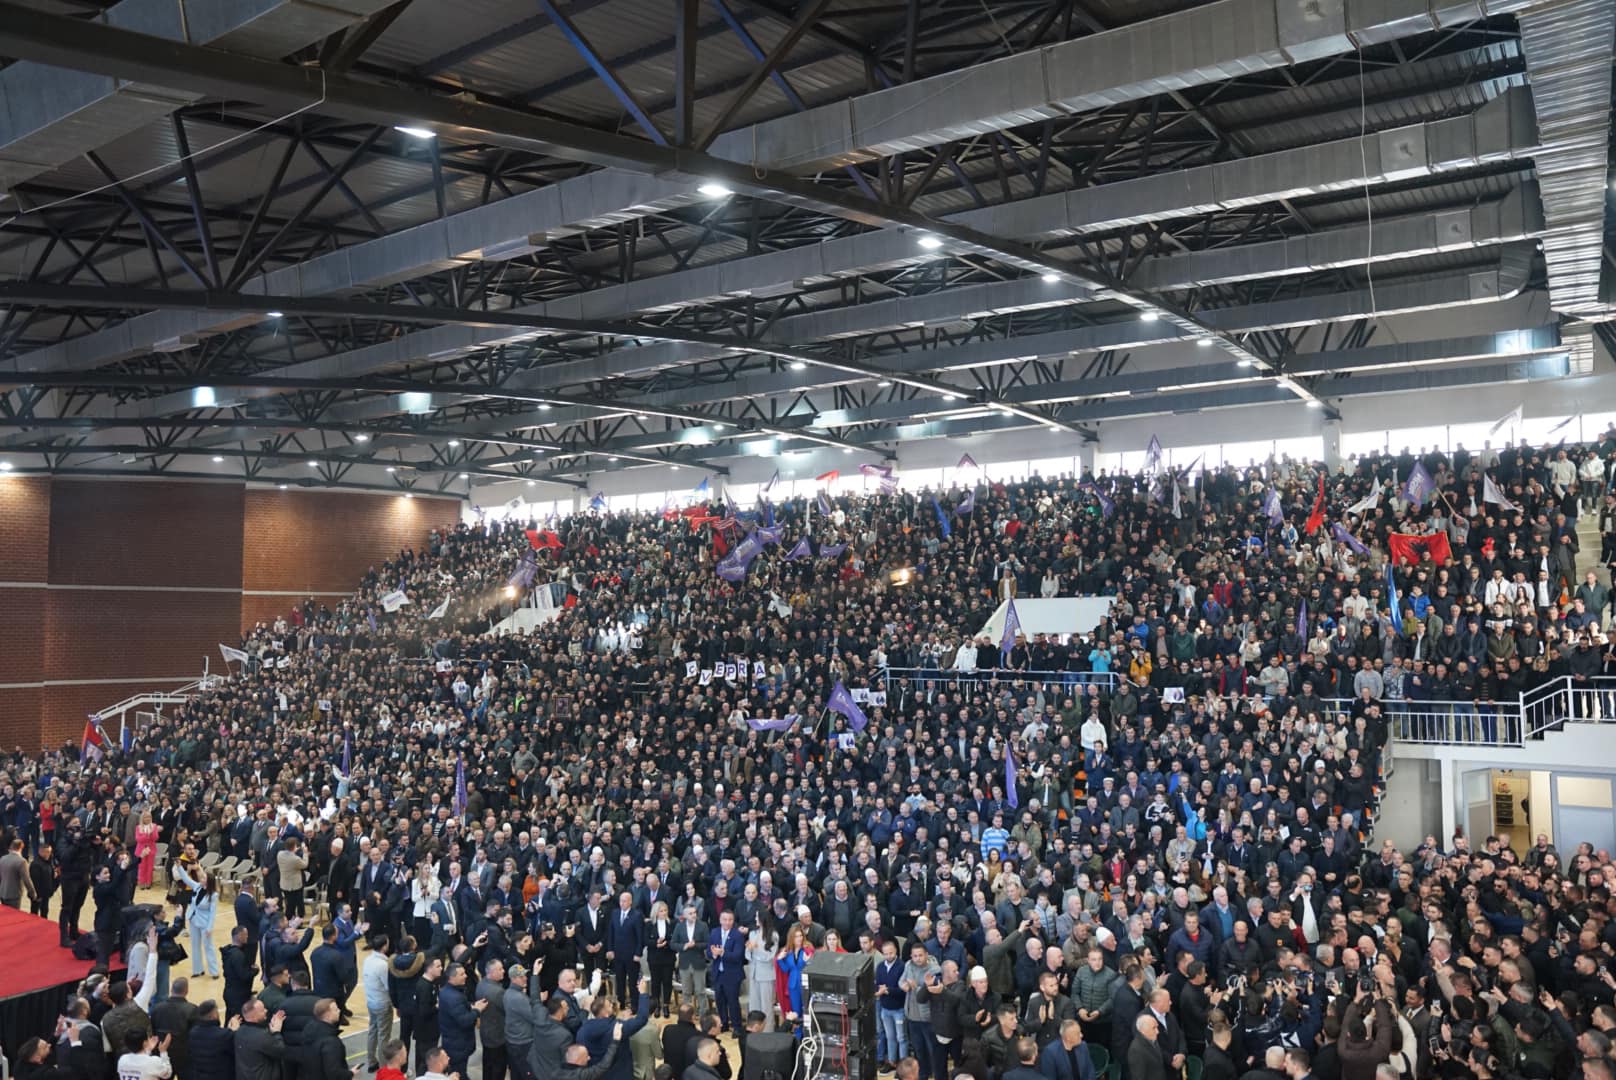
[743, 1031, 797, 1080]
[805, 949, 876, 1010]
[805, 1038, 877, 1080]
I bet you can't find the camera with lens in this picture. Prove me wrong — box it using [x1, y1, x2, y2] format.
[1358, 968, 1376, 994]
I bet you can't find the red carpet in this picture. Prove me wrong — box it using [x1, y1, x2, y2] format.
[0, 904, 122, 1000]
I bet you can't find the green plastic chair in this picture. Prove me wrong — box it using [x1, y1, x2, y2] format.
[1186, 1055, 1204, 1080]
[1087, 1045, 1111, 1075]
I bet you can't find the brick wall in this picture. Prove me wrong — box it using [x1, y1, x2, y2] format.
[240, 489, 459, 628]
[0, 478, 460, 748]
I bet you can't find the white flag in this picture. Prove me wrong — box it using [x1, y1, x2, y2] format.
[380, 589, 411, 612]
[428, 597, 451, 619]
[1345, 479, 1382, 515]
[1483, 474, 1521, 512]
[1171, 478, 1182, 519]
[277, 656, 292, 669]
[768, 591, 792, 618]
[1489, 404, 1523, 438]
[219, 644, 250, 666]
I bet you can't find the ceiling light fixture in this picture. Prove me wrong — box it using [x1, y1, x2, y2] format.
[447, 439, 460, 447]
[877, 380, 892, 387]
[1197, 338, 1213, 347]
[395, 125, 436, 139]
[277, 483, 288, 490]
[697, 182, 733, 198]
[790, 361, 807, 371]
[526, 480, 535, 487]
[1236, 358, 1255, 368]
[1041, 272, 1059, 283]
[212, 455, 224, 463]
[0, 462, 13, 472]
[917, 234, 944, 250]
[266, 310, 284, 319]
[353, 433, 370, 442]
[385, 466, 397, 473]
[608, 456, 619, 462]
[459, 472, 470, 479]
[404, 492, 414, 499]
[843, 448, 854, 455]
[306, 460, 318, 468]
[1306, 399, 1323, 409]
[1140, 311, 1160, 322]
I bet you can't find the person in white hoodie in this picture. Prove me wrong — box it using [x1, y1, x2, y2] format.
[116, 1031, 173, 1080]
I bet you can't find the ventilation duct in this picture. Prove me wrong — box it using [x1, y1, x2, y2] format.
[1515, 0, 1616, 317]
[707, 0, 1535, 171]
[0, 0, 405, 192]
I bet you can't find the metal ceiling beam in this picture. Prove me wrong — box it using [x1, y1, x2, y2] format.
[0, 4, 1313, 410]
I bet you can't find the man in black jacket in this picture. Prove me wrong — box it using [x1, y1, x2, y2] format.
[277, 972, 324, 1080]
[152, 978, 201, 1079]
[189, 1001, 237, 1080]
[91, 865, 122, 968]
[302, 999, 352, 1080]
[57, 821, 96, 945]
[235, 999, 288, 1080]
[222, 925, 258, 1020]
[661, 1004, 701, 1080]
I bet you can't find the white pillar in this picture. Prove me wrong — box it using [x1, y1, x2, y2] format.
[1438, 756, 1457, 842]
[1322, 418, 1343, 470]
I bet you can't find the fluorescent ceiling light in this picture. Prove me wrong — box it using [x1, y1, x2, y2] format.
[265, 310, 284, 319]
[526, 480, 535, 487]
[790, 361, 807, 371]
[385, 466, 397, 473]
[608, 456, 619, 462]
[353, 433, 370, 442]
[278, 484, 288, 490]
[447, 439, 460, 447]
[212, 456, 224, 463]
[843, 448, 854, 454]
[917, 234, 944, 250]
[459, 473, 470, 479]
[1306, 400, 1323, 409]
[697, 182, 733, 198]
[1140, 311, 1160, 322]
[395, 126, 436, 139]
[1197, 338, 1214, 347]
[192, 386, 217, 408]
[306, 460, 319, 468]
[1041, 273, 1059, 283]
[538, 403, 552, 411]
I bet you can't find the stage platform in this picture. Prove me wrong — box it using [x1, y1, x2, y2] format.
[0, 905, 125, 1061]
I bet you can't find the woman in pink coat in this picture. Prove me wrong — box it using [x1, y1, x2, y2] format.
[134, 810, 160, 887]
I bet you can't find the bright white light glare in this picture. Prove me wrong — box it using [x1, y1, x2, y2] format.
[1197, 338, 1213, 347]
[277, 483, 288, 490]
[697, 182, 733, 198]
[790, 361, 807, 371]
[306, 460, 319, 468]
[1041, 273, 1059, 283]
[917, 235, 944, 250]
[1140, 311, 1160, 322]
[608, 456, 619, 462]
[539, 403, 552, 411]
[395, 126, 436, 139]
[212, 455, 224, 463]
[504, 585, 516, 599]
[1306, 400, 1323, 409]
[0, 462, 13, 472]
[877, 380, 892, 387]
[404, 493, 414, 499]
[460, 472, 470, 479]
[353, 433, 370, 442]
[398, 391, 434, 414]
[266, 310, 284, 319]
[447, 439, 460, 447]
[1049, 425, 1061, 432]
[525, 480, 536, 487]
[843, 448, 854, 455]
[636, 414, 648, 420]
[943, 393, 962, 401]
[713, 423, 727, 431]
[385, 466, 397, 473]
[1236, 358, 1254, 368]
[192, 385, 217, 408]
[671, 465, 680, 471]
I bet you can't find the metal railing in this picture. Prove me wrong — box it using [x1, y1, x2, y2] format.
[881, 667, 1616, 751]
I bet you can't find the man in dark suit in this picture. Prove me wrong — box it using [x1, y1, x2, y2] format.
[1126, 1014, 1168, 1080]
[662, 1004, 701, 1080]
[1144, 988, 1185, 1076]
[607, 889, 646, 1005]
[310, 923, 351, 1002]
[575, 890, 610, 977]
[707, 909, 746, 1034]
[1037, 1021, 1095, 1080]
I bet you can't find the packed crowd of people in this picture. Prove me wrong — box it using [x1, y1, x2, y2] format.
[2, 428, 1616, 1080]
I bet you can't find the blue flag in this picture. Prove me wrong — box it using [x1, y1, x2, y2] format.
[826, 680, 869, 734]
[932, 495, 952, 538]
[817, 493, 831, 517]
[694, 477, 710, 497]
[453, 754, 467, 818]
[367, 609, 378, 633]
[121, 722, 134, 754]
[1000, 599, 1022, 661]
[1005, 743, 1019, 809]
[589, 492, 607, 511]
[1386, 563, 1403, 634]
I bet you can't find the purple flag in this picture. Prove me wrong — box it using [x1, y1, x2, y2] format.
[826, 680, 869, 734]
[341, 729, 351, 776]
[745, 714, 800, 733]
[367, 609, 377, 633]
[757, 524, 784, 545]
[1330, 522, 1369, 554]
[1296, 600, 1308, 642]
[859, 463, 893, 479]
[879, 475, 899, 494]
[1145, 434, 1163, 474]
[956, 490, 975, 516]
[820, 542, 848, 559]
[784, 537, 812, 561]
[1000, 599, 1022, 660]
[453, 754, 467, 818]
[716, 561, 748, 583]
[1402, 462, 1435, 507]
[1005, 743, 1019, 809]
[957, 453, 978, 471]
[1263, 487, 1283, 528]
[1096, 490, 1115, 519]
[817, 493, 832, 517]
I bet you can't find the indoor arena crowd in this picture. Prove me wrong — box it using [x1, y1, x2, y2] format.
[3, 430, 1616, 1080]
